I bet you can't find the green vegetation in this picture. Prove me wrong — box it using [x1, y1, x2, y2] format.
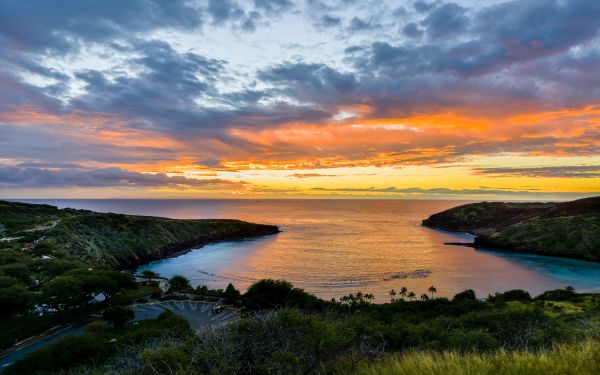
[1, 200, 598, 373]
[0, 200, 278, 349]
[102, 305, 134, 328]
[358, 341, 599, 375]
[422, 196, 600, 261]
[0, 200, 279, 268]
[7, 281, 598, 374]
[168, 275, 192, 292]
[4, 311, 191, 375]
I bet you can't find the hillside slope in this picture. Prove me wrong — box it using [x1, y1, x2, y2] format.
[0, 200, 279, 268]
[422, 197, 600, 261]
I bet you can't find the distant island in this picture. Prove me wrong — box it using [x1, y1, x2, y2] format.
[0, 200, 279, 268]
[422, 196, 600, 262]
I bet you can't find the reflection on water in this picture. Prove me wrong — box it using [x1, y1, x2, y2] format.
[26, 199, 600, 301]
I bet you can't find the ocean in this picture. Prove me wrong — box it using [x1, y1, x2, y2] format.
[22, 199, 600, 301]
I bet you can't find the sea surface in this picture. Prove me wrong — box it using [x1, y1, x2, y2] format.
[23, 199, 600, 301]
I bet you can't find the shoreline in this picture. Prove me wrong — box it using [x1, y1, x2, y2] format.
[122, 227, 281, 271]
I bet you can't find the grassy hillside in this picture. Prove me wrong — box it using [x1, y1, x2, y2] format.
[359, 341, 599, 375]
[0, 200, 279, 268]
[422, 197, 600, 261]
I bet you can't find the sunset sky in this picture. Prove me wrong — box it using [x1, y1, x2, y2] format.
[1, 0, 599, 199]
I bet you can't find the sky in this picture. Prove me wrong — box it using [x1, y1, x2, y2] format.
[0, 0, 599, 200]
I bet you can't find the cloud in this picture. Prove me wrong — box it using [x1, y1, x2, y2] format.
[414, 1, 437, 13]
[348, 17, 381, 33]
[472, 165, 600, 178]
[1, 0, 600, 188]
[0, 0, 202, 52]
[207, 0, 245, 25]
[289, 173, 339, 178]
[402, 23, 423, 38]
[319, 15, 342, 28]
[253, 0, 294, 14]
[0, 164, 242, 189]
[422, 3, 467, 39]
[310, 186, 598, 198]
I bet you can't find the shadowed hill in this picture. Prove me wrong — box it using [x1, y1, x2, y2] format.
[422, 197, 600, 261]
[0, 200, 279, 268]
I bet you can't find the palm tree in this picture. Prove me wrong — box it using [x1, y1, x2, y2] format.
[420, 293, 429, 301]
[407, 291, 416, 301]
[389, 289, 397, 302]
[399, 287, 408, 300]
[428, 286, 437, 299]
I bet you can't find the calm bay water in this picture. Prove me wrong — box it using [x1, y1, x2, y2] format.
[25, 199, 600, 301]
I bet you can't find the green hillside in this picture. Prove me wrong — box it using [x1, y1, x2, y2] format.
[422, 197, 600, 261]
[0, 200, 279, 268]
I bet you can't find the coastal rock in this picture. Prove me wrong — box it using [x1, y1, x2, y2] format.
[383, 269, 432, 281]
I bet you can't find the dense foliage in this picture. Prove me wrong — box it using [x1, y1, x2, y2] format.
[7, 281, 599, 375]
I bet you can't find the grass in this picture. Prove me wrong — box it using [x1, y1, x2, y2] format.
[359, 340, 600, 375]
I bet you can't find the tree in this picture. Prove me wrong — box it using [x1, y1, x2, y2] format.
[389, 289, 396, 302]
[407, 291, 416, 301]
[224, 283, 240, 303]
[28, 258, 81, 290]
[41, 276, 85, 313]
[399, 287, 408, 300]
[169, 275, 191, 292]
[244, 279, 318, 310]
[453, 289, 477, 301]
[102, 306, 134, 328]
[420, 293, 429, 301]
[0, 283, 33, 317]
[0, 263, 32, 287]
[428, 286, 437, 299]
[142, 270, 159, 282]
[196, 284, 209, 294]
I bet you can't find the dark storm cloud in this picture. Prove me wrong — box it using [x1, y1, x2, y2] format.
[0, 164, 242, 189]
